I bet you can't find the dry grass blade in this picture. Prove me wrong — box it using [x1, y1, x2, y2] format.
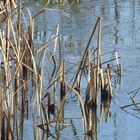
[96, 17, 102, 91]
[72, 17, 100, 87]
[0, 61, 2, 139]
[60, 59, 65, 101]
[65, 82, 87, 134]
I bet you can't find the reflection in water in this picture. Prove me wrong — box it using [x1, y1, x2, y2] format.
[100, 96, 112, 123]
[113, 113, 118, 140]
[132, 0, 136, 48]
[87, 108, 98, 140]
[34, 27, 48, 43]
[114, 0, 120, 44]
[70, 119, 77, 136]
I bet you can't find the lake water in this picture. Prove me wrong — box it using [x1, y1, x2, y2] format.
[24, 0, 140, 139]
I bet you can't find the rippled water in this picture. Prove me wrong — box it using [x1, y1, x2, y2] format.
[24, 0, 140, 139]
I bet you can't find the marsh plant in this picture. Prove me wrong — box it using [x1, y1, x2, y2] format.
[0, 0, 122, 139]
[41, 0, 81, 7]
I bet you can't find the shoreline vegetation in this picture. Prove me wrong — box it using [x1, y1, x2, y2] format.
[41, 0, 81, 7]
[0, 1, 122, 139]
